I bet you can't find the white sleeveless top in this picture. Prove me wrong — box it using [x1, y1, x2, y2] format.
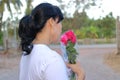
[19, 44, 69, 80]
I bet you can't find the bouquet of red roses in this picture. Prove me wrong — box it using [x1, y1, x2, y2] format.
[60, 30, 78, 80]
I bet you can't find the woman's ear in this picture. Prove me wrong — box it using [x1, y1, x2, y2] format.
[48, 18, 55, 27]
[47, 18, 55, 35]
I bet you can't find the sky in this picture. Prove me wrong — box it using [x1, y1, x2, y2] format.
[86, 0, 120, 19]
[2, 0, 120, 21]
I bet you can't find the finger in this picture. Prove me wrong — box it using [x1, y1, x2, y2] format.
[65, 62, 71, 68]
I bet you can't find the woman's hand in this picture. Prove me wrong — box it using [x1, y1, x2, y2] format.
[66, 62, 85, 80]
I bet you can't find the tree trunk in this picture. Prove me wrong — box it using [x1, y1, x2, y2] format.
[3, 21, 9, 54]
[0, 12, 9, 53]
[0, 13, 4, 51]
[116, 16, 120, 55]
[0, 13, 3, 31]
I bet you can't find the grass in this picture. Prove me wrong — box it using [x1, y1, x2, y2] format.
[104, 51, 120, 74]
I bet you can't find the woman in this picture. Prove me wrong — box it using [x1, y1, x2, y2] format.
[18, 3, 85, 80]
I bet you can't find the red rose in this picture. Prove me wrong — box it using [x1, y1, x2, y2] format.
[65, 30, 76, 44]
[60, 34, 68, 45]
[60, 30, 77, 45]
[71, 36, 76, 44]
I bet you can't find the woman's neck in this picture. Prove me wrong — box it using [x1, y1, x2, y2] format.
[32, 32, 51, 45]
[33, 39, 50, 45]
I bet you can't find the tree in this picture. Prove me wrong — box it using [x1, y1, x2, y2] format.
[0, 0, 22, 52]
[116, 16, 120, 55]
[25, 0, 33, 15]
[56, 0, 100, 18]
[73, 10, 89, 29]
[94, 12, 116, 38]
[0, 0, 22, 31]
[62, 17, 73, 32]
[62, 11, 89, 32]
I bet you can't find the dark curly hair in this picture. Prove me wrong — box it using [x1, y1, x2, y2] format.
[18, 3, 64, 55]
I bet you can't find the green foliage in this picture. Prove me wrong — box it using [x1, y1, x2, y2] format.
[0, 31, 3, 45]
[75, 26, 99, 39]
[73, 11, 89, 28]
[25, 0, 33, 15]
[62, 18, 73, 32]
[59, 0, 115, 39]
[93, 12, 116, 38]
[62, 11, 90, 32]
[66, 41, 78, 64]
[62, 12, 116, 39]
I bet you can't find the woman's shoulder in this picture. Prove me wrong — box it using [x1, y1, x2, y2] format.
[31, 44, 63, 63]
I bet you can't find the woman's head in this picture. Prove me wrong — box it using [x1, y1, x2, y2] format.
[18, 3, 64, 55]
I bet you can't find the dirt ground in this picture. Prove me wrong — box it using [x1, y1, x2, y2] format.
[104, 51, 120, 74]
[0, 46, 120, 80]
[0, 48, 21, 69]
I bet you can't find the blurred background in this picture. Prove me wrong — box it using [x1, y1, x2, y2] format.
[0, 0, 120, 80]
